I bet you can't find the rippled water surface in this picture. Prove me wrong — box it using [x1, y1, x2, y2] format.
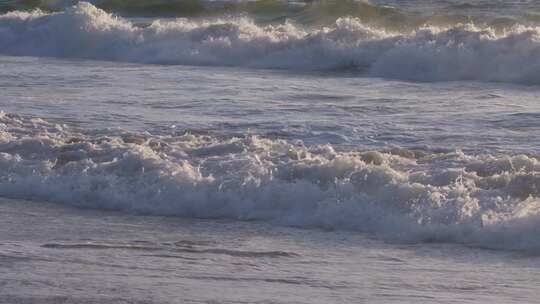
[2, 199, 540, 304]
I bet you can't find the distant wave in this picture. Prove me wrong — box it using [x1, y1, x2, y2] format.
[1, 112, 540, 252]
[2, 0, 538, 29]
[2, 0, 385, 18]
[2, 2, 540, 83]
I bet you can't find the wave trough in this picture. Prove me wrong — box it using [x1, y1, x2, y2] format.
[2, 2, 540, 83]
[1, 112, 540, 252]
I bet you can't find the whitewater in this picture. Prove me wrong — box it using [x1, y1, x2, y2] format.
[1, 1, 540, 303]
[3, 1, 540, 83]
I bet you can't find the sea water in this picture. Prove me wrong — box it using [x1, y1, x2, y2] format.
[1, 1, 540, 303]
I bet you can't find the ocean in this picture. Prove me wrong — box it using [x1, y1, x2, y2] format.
[1, 1, 540, 303]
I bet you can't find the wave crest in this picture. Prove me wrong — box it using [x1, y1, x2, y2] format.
[2, 2, 540, 83]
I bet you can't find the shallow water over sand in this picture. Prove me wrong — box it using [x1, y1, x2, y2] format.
[2, 198, 540, 304]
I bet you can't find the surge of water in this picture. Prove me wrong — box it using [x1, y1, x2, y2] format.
[1, 112, 540, 251]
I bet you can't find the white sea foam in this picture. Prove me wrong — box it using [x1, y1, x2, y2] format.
[0, 112, 539, 252]
[2, 2, 540, 83]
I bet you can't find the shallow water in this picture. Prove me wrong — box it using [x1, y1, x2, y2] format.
[2, 198, 540, 304]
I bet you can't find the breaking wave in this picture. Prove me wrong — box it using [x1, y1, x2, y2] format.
[3, 0, 539, 29]
[1, 0, 398, 19]
[1, 112, 540, 252]
[2, 2, 540, 83]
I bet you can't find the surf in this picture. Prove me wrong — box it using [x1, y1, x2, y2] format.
[1, 112, 540, 252]
[2, 2, 540, 84]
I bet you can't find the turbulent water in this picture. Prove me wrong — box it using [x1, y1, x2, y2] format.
[3, 1, 540, 83]
[1, 1, 540, 303]
[1, 111, 540, 252]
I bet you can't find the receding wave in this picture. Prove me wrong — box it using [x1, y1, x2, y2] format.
[41, 241, 298, 257]
[2, 3, 540, 83]
[1, 112, 540, 252]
